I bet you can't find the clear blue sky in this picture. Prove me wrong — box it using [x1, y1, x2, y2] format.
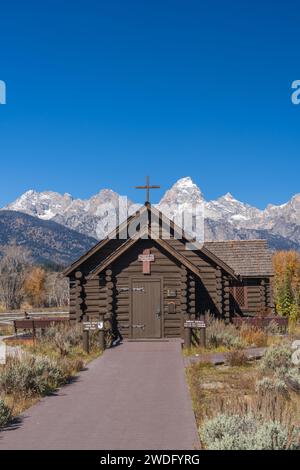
[0, 0, 300, 208]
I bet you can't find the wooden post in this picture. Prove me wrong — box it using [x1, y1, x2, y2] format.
[99, 314, 105, 351]
[83, 330, 89, 354]
[199, 314, 206, 348]
[184, 325, 192, 349]
[83, 315, 89, 354]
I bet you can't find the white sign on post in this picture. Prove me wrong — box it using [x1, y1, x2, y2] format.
[83, 321, 104, 331]
[0, 342, 6, 365]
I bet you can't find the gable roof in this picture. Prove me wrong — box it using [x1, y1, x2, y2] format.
[204, 240, 274, 277]
[63, 204, 236, 278]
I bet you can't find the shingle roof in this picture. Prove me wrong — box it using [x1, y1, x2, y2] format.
[203, 240, 274, 277]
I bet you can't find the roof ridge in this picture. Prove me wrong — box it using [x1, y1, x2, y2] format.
[205, 239, 268, 243]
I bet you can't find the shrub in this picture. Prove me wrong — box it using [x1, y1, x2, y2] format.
[0, 354, 67, 396]
[256, 377, 288, 396]
[240, 325, 268, 348]
[285, 368, 300, 394]
[0, 399, 12, 427]
[200, 413, 300, 450]
[265, 320, 281, 336]
[41, 323, 83, 356]
[260, 344, 292, 377]
[41, 322, 104, 354]
[206, 319, 244, 350]
[226, 349, 248, 367]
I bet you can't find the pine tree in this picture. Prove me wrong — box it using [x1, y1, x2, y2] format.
[278, 270, 294, 317]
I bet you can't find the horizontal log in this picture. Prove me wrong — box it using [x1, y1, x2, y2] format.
[116, 300, 130, 307]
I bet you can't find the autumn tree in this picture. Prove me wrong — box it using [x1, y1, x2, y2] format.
[273, 251, 300, 318]
[24, 266, 46, 307]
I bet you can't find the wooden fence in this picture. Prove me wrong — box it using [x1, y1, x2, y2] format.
[232, 316, 289, 332]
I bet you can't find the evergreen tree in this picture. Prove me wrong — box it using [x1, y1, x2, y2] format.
[278, 270, 294, 317]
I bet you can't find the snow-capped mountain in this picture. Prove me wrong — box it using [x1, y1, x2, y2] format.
[157, 177, 262, 227]
[5, 189, 137, 240]
[2, 177, 300, 251]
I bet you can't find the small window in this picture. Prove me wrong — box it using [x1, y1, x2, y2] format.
[230, 283, 248, 309]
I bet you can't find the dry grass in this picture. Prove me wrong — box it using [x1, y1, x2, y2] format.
[182, 344, 229, 357]
[0, 306, 68, 314]
[3, 394, 38, 418]
[288, 323, 300, 340]
[0, 324, 14, 336]
[239, 325, 268, 348]
[187, 362, 300, 431]
[0, 324, 102, 425]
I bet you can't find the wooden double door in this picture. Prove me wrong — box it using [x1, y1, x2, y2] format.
[131, 278, 162, 339]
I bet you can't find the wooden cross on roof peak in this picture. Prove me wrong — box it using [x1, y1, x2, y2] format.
[135, 176, 160, 205]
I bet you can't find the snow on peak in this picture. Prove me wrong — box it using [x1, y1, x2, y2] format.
[159, 177, 204, 206]
[2, 180, 300, 242]
[223, 192, 235, 201]
[174, 176, 195, 187]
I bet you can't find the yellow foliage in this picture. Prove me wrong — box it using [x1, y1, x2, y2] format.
[240, 326, 268, 348]
[23, 267, 46, 307]
[273, 251, 300, 291]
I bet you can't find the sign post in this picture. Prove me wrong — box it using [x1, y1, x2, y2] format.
[98, 314, 105, 351]
[83, 318, 106, 353]
[83, 316, 90, 354]
[184, 318, 206, 348]
[199, 315, 206, 348]
[184, 322, 192, 349]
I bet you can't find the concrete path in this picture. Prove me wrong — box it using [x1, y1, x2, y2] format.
[0, 342, 200, 450]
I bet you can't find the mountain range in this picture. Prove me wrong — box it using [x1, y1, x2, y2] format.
[1, 177, 300, 266]
[0, 210, 97, 267]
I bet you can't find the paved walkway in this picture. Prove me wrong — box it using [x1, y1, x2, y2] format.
[0, 342, 200, 450]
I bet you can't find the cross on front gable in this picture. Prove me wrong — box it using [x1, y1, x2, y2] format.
[138, 249, 155, 274]
[135, 176, 160, 204]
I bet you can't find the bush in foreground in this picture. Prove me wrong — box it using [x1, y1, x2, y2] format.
[0, 354, 68, 396]
[206, 319, 244, 350]
[0, 399, 12, 427]
[200, 413, 300, 450]
[259, 344, 292, 377]
[40, 323, 83, 356]
[226, 349, 248, 367]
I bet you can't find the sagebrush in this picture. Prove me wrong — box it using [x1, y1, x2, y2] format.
[200, 413, 300, 450]
[0, 354, 69, 396]
[0, 399, 12, 427]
